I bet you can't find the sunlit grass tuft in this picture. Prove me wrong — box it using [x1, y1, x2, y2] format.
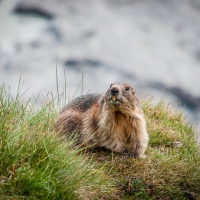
[0, 84, 115, 199]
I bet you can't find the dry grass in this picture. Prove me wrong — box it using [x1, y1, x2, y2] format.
[85, 99, 200, 199]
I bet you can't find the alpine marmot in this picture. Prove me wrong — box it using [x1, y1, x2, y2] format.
[55, 82, 149, 158]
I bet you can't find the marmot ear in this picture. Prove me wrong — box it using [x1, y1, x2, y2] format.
[132, 88, 135, 95]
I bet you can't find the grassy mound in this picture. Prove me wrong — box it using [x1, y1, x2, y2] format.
[87, 100, 200, 199]
[0, 84, 199, 199]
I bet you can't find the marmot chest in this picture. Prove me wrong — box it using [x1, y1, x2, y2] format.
[101, 112, 133, 141]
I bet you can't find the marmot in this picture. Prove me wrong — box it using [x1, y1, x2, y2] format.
[55, 82, 148, 158]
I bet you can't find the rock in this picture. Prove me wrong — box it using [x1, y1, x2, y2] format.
[173, 141, 183, 148]
[13, 2, 54, 20]
[65, 59, 101, 69]
[150, 82, 200, 111]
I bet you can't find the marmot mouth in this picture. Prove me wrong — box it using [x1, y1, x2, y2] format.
[110, 99, 120, 105]
[110, 95, 121, 105]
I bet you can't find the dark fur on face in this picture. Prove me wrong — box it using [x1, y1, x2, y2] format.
[104, 82, 139, 114]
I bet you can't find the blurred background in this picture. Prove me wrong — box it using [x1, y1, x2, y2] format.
[0, 0, 200, 138]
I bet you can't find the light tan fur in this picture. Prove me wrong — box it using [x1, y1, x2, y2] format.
[55, 82, 149, 158]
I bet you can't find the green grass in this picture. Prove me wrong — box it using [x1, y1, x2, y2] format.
[0, 84, 115, 200]
[0, 83, 200, 200]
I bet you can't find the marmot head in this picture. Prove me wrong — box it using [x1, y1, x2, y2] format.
[104, 82, 139, 113]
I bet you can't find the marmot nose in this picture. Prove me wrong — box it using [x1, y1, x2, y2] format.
[111, 87, 119, 96]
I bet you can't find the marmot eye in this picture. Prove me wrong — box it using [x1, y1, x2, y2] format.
[125, 87, 130, 91]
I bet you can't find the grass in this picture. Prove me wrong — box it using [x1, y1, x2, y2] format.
[0, 83, 200, 200]
[87, 99, 200, 199]
[0, 84, 115, 200]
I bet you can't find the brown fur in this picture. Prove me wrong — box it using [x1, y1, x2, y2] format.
[54, 82, 149, 158]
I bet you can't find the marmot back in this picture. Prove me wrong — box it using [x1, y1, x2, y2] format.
[55, 82, 149, 158]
